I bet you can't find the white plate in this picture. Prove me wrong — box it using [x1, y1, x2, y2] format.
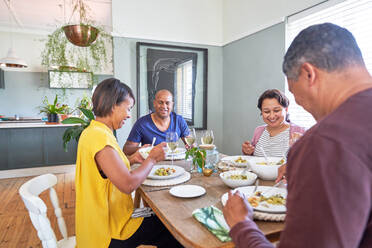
[147, 165, 185, 180]
[221, 186, 287, 213]
[169, 185, 206, 198]
[221, 155, 251, 167]
[139, 147, 186, 161]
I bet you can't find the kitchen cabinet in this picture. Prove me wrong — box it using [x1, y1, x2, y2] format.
[0, 124, 77, 170]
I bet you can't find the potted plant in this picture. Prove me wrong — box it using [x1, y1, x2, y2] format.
[61, 107, 94, 152]
[39, 95, 68, 123]
[41, 0, 112, 85]
[185, 147, 213, 176]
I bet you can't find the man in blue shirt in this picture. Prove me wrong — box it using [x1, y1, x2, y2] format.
[123, 89, 190, 155]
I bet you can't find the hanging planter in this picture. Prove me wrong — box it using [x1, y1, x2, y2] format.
[63, 24, 99, 47]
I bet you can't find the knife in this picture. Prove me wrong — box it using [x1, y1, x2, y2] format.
[145, 187, 171, 192]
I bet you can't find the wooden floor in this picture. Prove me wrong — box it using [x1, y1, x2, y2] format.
[0, 172, 76, 248]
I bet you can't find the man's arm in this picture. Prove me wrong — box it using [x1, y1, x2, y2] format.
[123, 140, 141, 156]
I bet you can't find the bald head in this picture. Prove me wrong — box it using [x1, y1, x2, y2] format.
[153, 89, 174, 119]
[155, 89, 173, 101]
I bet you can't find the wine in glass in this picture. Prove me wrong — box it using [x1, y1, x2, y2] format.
[166, 132, 179, 166]
[185, 128, 196, 148]
[201, 130, 214, 145]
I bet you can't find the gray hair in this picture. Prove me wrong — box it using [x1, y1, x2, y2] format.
[283, 23, 365, 80]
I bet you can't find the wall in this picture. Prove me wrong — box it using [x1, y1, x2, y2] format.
[113, 37, 223, 150]
[0, 71, 111, 118]
[222, 0, 326, 44]
[112, 0, 223, 46]
[222, 23, 285, 155]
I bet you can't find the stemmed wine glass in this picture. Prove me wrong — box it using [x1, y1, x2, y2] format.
[185, 128, 196, 148]
[166, 131, 179, 166]
[201, 130, 214, 145]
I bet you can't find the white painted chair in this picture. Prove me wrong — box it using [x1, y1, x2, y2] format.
[19, 173, 76, 248]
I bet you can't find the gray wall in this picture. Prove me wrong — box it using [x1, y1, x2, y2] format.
[222, 22, 285, 155]
[0, 71, 111, 118]
[113, 37, 224, 149]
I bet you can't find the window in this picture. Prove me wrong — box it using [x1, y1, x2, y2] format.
[285, 0, 372, 129]
[175, 60, 193, 121]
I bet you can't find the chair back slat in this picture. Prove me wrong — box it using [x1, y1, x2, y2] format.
[19, 174, 63, 247]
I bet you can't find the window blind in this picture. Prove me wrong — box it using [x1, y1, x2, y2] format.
[285, 0, 372, 129]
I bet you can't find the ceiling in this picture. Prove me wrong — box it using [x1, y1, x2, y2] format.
[0, 0, 112, 34]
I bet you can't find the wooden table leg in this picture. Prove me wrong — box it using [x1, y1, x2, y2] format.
[134, 190, 141, 208]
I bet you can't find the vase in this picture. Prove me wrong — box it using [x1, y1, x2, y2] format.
[47, 113, 59, 123]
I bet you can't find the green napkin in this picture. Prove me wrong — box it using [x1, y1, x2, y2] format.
[192, 206, 232, 242]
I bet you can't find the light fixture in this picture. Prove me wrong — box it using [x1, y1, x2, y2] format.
[0, 0, 28, 68]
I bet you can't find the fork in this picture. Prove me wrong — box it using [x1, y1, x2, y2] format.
[261, 180, 285, 197]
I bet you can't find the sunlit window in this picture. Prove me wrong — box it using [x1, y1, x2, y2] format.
[175, 60, 193, 121]
[285, 0, 372, 129]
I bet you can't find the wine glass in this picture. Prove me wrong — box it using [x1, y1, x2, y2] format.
[166, 132, 179, 166]
[201, 130, 214, 145]
[185, 128, 196, 148]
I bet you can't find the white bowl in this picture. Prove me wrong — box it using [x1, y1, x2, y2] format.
[219, 170, 257, 188]
[138, 147, 152, 159]
[247, 156, 283, 180]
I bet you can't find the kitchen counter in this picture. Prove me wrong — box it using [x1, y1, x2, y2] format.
[0, 122, 79, 128]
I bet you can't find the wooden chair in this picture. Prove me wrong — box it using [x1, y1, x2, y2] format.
[19, 173, 76, 248]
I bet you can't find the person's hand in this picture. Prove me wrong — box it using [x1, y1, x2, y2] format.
[147, 142, 166, 162]
[275, 164, 287, 183]
[222, 190, 253, 228]
[128, 150, 145, 165]
[242, 141, 255, 155]
[289, 132, 303, 146]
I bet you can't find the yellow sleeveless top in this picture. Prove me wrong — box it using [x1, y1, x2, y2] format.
[75, 120, 143, 248]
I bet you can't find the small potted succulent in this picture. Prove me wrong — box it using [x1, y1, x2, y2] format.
[39, 95, 68, 123]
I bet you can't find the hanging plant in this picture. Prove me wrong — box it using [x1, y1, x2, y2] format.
[41, 0, 112, 85]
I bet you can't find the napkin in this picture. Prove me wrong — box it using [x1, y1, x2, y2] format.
[192, 206, 232, 242]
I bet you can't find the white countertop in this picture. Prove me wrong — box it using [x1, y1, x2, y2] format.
[0, 122, 80, 128]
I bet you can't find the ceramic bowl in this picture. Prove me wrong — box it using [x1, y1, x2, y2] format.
[219, 170, 257, 188]
[248, 157, 283, 180]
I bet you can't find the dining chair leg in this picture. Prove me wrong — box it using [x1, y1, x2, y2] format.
[134, 190, 141, 208]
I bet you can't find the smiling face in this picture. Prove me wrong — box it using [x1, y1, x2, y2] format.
[110, 96, 134, 130]
[261, 98, 288, 128]
[153, 90, 173, 119]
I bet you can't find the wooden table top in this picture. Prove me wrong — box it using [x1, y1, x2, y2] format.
[137, 157, 285, 248]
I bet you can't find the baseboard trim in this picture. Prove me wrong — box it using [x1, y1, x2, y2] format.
[0, 164, 76, 179]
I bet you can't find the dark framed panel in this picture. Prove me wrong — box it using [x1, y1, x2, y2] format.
[136, 42, 208, 130]
[48, 70, 93, 89]
[0, 68, 4, 89]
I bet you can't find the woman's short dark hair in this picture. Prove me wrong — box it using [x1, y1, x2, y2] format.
[257, 89, 290, 122]
[92, 78, 135, 117]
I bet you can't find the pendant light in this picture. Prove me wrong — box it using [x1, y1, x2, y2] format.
[0, 0, 28, 68]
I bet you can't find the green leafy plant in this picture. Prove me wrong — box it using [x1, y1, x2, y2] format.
[41, 0, 112, 85]
[62, 107, 94, 152]
[39, 95, 68, 114]
[185, 147, 207, 169]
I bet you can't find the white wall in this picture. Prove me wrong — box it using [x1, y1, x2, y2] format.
[0, 31, 45, 72]
[222, 0, 326, 45]
[112, 0, 223, 46]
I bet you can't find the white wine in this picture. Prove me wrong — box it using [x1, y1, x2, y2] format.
[185, 137, 195, 146]
[167, 142, 178, 151]
[202, 136, 214, 145]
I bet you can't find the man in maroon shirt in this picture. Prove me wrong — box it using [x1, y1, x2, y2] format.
[223, 23, 372, 248]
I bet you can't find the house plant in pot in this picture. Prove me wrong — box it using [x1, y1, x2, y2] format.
[39, 95, 68, 123]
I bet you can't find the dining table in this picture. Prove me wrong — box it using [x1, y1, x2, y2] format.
[134, 154, 285, 248]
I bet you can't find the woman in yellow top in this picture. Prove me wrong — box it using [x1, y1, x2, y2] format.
[75, 78, 182, 248]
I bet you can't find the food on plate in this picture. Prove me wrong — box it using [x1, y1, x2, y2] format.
[154, 167, 176, 176]
[247, 191, 286, 207]
[227, 174, 248, 180]
[234, 157, 248, 163]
